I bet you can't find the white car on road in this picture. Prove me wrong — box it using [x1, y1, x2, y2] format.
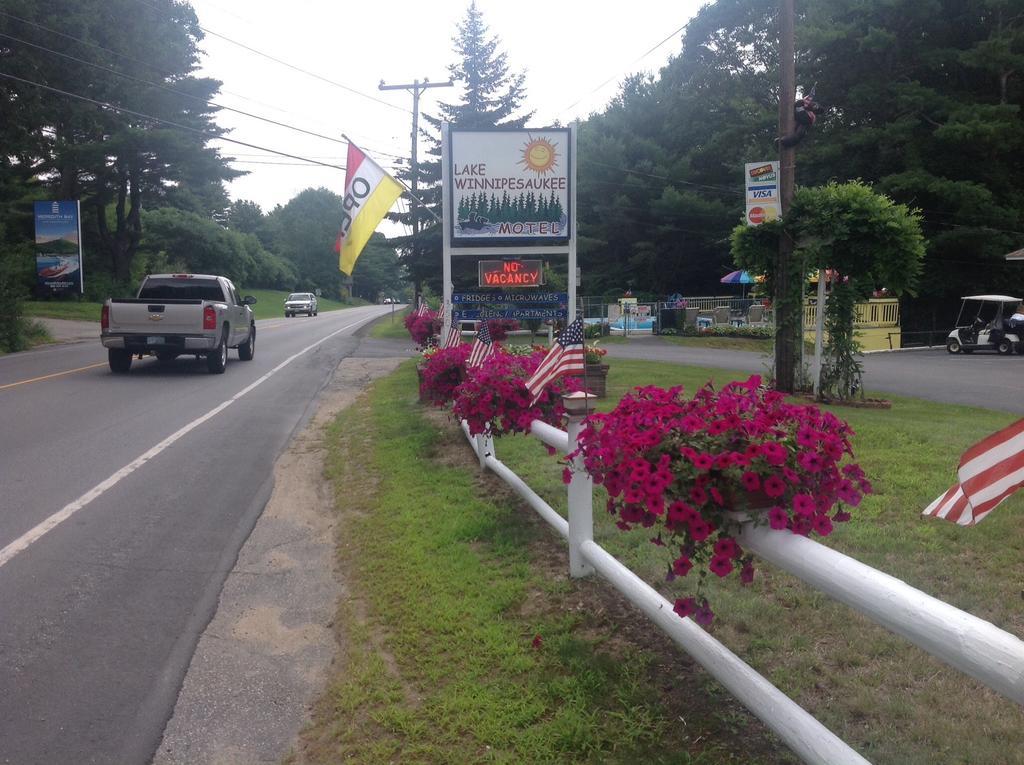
[285, 292, 318, 317]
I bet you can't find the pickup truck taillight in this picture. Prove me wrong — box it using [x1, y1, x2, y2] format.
[203, 305, 217, 330]
[101, 304, 109, 331]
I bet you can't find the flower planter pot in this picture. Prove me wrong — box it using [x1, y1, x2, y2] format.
[584, 363, 610, 398]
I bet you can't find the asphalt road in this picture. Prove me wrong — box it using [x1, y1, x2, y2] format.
[603, 339, 1024, 415]
[0, 306, 408, 764]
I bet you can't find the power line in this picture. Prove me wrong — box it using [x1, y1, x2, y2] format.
[560, 20, 688, 116]
[0, 70, 347, 171]
[0, 30, 354, 148]
[0, 20, 410, 164]
[0, 10, 289, 118]
[0, 8, 406, 160]
[124, 0, 410, 114]
[588, 160, 744, 198]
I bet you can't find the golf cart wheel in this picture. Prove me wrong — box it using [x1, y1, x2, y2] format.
[997, 338, 1014, 355]
[946, 339, 962, 354]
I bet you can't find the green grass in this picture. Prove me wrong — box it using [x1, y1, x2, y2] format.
[21, 287, 368, 323]
[307, 359, 1024, 764]
[303, 367, 791, 764]
[599, 334, 774, 354]
[369, 305, 412, 339]
[22, 299, 104, 322]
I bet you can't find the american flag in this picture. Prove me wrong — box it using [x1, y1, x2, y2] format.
[467, 321, 495, 368]
[441, 318, 461, 349]
[414, 297, 431, 317]
[923, 418, 1024, 526]
[525, 318, 585, 404]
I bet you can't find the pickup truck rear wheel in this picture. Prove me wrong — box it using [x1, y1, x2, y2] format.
[238, 324, 255, 361]
[206, 330, 228, 374]
[109, 348, 132, 374]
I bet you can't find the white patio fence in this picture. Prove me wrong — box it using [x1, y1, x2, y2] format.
[458, 393, 1024, 765]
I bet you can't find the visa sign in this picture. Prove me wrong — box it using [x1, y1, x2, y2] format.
[750, 188, 776, 199]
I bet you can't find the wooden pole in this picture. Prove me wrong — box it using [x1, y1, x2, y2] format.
[775, 0, 797, 392]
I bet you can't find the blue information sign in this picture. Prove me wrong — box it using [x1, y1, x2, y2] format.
[453, 291, 567, 304]
[454, 307, 567, 321]
[34, 200, 83, 295]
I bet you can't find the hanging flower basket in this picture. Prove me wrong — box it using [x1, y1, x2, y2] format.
[569, 375, 871, 625]
[418, 345, 471, 406]
[583, 362, 610, 398]
[453, 349, 583, 437]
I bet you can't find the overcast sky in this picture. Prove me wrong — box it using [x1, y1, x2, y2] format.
[193, 0, 705, 232]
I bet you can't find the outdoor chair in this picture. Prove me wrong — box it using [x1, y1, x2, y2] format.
[684, 307, 700, 327]
[713, 306, 730, 325]
[747, 304, 765, 325]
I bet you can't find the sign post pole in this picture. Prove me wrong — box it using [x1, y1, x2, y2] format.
[441, 122, 453, 335]
[568, 122, 578, 321]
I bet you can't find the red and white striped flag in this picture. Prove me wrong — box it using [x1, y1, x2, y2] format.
[441, 323, 461, 349]
[923, 418, 1024, 526]
[525, 318, 585, 405]
[414, 297, 431, 317]
[467, 321, 494, 368]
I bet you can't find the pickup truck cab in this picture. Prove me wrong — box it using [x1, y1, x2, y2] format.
[101, 273, 257, 374]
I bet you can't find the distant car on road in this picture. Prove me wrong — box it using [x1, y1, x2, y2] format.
[285, 292, 318, 317]
[382, 297, 393, 304]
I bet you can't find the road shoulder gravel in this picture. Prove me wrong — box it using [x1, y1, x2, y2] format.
[152, 355, 405, 765]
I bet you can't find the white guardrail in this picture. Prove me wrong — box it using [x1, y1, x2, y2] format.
[458, 393, 1024, 765]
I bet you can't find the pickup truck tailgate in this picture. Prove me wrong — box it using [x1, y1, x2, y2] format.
[108, 300, 209, 334]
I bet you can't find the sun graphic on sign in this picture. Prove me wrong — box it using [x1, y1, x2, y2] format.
[518, 136, 559, 175]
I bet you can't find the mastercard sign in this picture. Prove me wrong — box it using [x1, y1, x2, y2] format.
[746, 205, 780, 225]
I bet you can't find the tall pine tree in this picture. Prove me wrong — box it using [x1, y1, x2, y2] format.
[389, 2, 532, 296]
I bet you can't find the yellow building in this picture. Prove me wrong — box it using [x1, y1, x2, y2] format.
[803, 298, 901, 351]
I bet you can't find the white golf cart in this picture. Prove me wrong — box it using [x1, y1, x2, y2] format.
[946, 294, 1023, 355]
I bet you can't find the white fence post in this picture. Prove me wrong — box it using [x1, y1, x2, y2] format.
[563, 392, 595, 578]
[475, 432, 493, 470]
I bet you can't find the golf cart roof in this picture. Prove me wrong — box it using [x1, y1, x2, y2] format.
[961, 294, 1021, 302]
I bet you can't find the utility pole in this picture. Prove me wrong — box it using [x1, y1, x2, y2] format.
[379, 78, 454, 304]
[775, 0, 797, 392]
[378, 78, 454, 236]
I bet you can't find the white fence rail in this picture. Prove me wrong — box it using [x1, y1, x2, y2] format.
[458, 393, 1024, 765]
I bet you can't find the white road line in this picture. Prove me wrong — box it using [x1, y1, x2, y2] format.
[0, 313, 377, 569]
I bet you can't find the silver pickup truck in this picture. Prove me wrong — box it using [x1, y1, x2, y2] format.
[101, 273, 257, 374]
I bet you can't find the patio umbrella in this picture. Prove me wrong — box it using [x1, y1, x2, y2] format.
[720, 269, 757, 298]
[720, 269, 755, 284]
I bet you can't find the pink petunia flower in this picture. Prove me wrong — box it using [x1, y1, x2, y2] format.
[709, 555, 734, 577]
[694, 601, 715, 626]
[693, 452, 714, 471]
[792, 493, 816, 517]
[672, 554, 694, 577]
[763, 474, 786, 498]
[811, 513, 834, 536]
[688, 518, 712, 542]
[741, 471, 761, 492]
[673, 597, 697, 618]
[713, 536, 740, 559]
[768, 506, 789, 529]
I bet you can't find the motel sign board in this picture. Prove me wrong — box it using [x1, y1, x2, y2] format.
[449, 128, 572, 246]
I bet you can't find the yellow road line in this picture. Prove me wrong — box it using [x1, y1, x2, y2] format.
[0, 361, 108, 391]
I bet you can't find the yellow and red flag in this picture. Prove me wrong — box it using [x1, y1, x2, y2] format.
[334, 141, 403, 275]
